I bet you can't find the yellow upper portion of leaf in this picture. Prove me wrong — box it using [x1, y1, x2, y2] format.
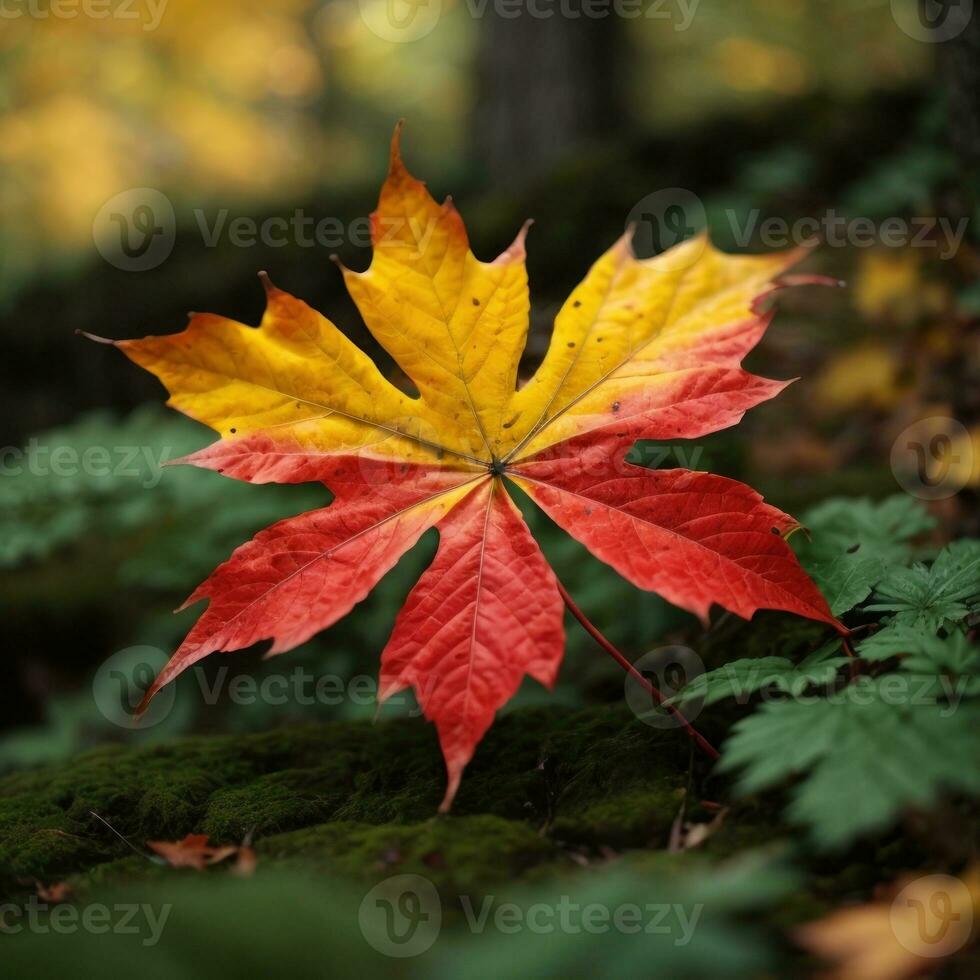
[119, 278, 471, 467]
[501, 235, 797, 459]
[341, 125, 532, 460]
[118, 128, 799, 472]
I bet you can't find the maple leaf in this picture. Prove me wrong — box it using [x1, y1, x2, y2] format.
[96, 126, 840, 809]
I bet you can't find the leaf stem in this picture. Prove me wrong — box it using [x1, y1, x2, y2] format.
[841, 635, 859, 681]
[555, 579, 720, 763]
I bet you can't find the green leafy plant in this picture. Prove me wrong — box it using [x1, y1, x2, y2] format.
[673, 496, 980, 849]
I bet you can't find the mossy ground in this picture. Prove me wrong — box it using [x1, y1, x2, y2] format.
[0, 704, 712, 902]
[3, 698, 965, 980]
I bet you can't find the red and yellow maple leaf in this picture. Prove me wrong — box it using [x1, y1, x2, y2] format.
[96, 126, 840, 809]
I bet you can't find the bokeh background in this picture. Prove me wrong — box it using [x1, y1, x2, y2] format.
[1, 0, 978, 765]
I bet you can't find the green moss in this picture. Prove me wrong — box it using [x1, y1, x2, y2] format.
[202, 769, 338, 839]
[0, 697, 942, 954]
[0, 705, 699, 899]
[54, 814, 564, 900]
[257, 815, 563, 894]
[551, 786, 686, 847]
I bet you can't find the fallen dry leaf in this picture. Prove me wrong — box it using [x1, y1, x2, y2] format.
[147, 834, 239, 870]
[34, 880, 72, 903]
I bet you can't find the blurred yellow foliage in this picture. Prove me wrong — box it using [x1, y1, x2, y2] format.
[796, 866, 980, 980]
[854, 250, 948, 324]
[0, 0, 463, 278]
[715, 37, 809, 95]
[814, 342, 903, 414]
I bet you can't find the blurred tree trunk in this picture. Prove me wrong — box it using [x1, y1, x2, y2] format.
[471, 11, 625, 185]
[938, 1, 980, 174]
[936, 6, 980, 535]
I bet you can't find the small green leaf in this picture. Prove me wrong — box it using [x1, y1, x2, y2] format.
[806, 556, 886, 616]
[866, 540, 980, 632]
[793, 497, 934, 614]
[667, 642, 846, 707]
[798, 496, 934, 563]
[858, 627, 980, 696]
[719, 677, 980, 848]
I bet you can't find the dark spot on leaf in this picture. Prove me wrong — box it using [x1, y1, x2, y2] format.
[472, 297, 480, 306]
[573, 300, 582, 308]
[846, 543, 861, 553]
[502, 413, 520, 430]
[612, 402, 620, 413]
[567, 342, 575, 348]
[230, 428, 237, 434]
[771, 527, 781, 535]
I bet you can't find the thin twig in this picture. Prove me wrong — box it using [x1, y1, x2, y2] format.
[555, 579, 720, 762]
[89, 811, 159, 862]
